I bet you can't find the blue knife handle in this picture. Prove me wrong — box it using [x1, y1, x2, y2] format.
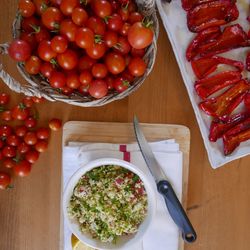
[157, 180, 197, 243]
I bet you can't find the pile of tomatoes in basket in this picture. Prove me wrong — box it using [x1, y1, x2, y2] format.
[0, 94, 62, 190]
[8, 0, 154, 99]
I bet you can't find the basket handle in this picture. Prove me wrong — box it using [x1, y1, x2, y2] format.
[139, 0, 156, 16]
[0, 43, 55, 101]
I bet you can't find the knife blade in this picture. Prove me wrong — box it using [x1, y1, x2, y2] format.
[133, 116, 197, 243]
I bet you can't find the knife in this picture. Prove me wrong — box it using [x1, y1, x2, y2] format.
[133, 116, 197, 243]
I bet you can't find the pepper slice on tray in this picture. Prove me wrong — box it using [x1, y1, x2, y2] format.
[199, 79, 250, 120]
[195, 71, 242, 99]
[181, 0, 214, 11]
[198, 24, 250, 57]
[209, 112, 250, 142]
[186, 27, 221, 61]
[187, 0, 239, 33]
[223, 118, 250, 155]
[246, 52, 250, 71]
[191, 56, 244, 79]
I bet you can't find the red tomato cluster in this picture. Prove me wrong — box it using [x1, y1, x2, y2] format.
[8, 0, 154, 99]
[0, 93, 62, 190]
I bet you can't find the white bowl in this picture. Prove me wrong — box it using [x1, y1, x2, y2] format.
[63, 158, 156, 250]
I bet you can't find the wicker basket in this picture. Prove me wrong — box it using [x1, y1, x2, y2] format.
[0, 0, 158, 107]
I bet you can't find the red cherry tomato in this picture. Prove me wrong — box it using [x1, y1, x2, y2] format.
[113, 36, 131, 55]
[15, 125, 28, 137]
[75, 27, 94, 49]
[21, 16, 40, 32]
[121, 69, 135, 82]
[86, 42, 106, 59]
[1, 111, 13, 122]
[113, 77, 130, 93]
[34, 0, 50, 15]
[105, 76, 114, 90]
[79, 70, 92, 85]
[41, 7, 63, 30]
[72, 7, 88, 26]
[57, 49, 78, 70]
[40, 62, 55, 78]
[2, 146, 16, 158]
[3, 158, 16, 169]
[120, 22, 131, 36]
[0, 172, 11, 189]
[38, 40, 57, 62]
[11, 103, 30, 121]
[33, 26, 51, 43]
[0, 125, 12, 137]
[86, 16, 106, 35]
[78, 84, 89, 95]
[60, 19, 78, 42]
[51, 35, 68, 54]
[7, 135, 21, 147]
[31, 97, 45, 103]
[110, 0, 119, 11]
[78, 56, 96, 71]
[92, 0, 112, 18]
[66, 72, 81, 89]
[61, 86, 74, 95]
[89, 80, 108, 99]
[128, 12, 143, 24]
[104, 31, 118, 48]
[49, 71, 66, 88]
[92, 63, 108, 79]
[49, 118, 62, 131]
[128, 57, 146, 76]
[118, 7, 129, 21]
[25, 150, 40, 163]
[17, 142, 31, 154]
[24, 132, 38, 145]
[131, 47, 145, 57]
[20, 32, 37, 51]
[0, 93, 10, 105]
[18, 0, 35, 17]
[22, 96, 34, 108]
[107, 14, 123, 31]
[35, 140, 48, 153]
[36, 128, 50, 140]
[25, 56, 42, 75]
[13, 160, 32, 177]
[128, 1, 137, 12]
[128, 22, 154, 49]
[24, 117, 37, 128]
[8, 39, 31, 62]
[60, 0, 79, 16]
[105, 52, 126, 74]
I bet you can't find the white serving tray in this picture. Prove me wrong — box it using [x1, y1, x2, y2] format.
[156, 0, 250, 168]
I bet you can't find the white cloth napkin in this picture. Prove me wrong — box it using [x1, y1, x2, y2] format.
[62, 140, 183, 250]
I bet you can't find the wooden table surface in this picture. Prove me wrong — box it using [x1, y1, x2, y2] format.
[1, 1, 250, 250]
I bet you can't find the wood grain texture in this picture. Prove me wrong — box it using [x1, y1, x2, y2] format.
[1, 1, 250, 250]
[62, 121, 191, 250]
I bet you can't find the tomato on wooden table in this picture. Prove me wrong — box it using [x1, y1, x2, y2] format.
[0, 93, 10, 105]
[13, 160, 32, 177]
[36, 128, 50, 140]
[49, 118, 62, 131]
[22, 96, 34, 108]
[1, 111, 13, 122]
[0, 172, 11, 190]
[0, 125, 12, 137]
[24, 132, 38, 145]
[25, 150, 40, 164]
[12, 103, 30, 121]
[3, 159, 16, 169]
[35, 140, 48, 153]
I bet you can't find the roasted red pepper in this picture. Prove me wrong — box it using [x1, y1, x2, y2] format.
[181, 0, 214, 11]
[186, 27, 222, 61]
[199, 80, 250, 120]
[244, 93, 250, 111]
[198, 24, 250, 57]
[209, 112, 250, 142]
[191, 56, 244, 78]
[223, 118, 250, 155]
[195, 71, 242, 99]
[246, 52, 250, 71]
[187, 0, 239, 33]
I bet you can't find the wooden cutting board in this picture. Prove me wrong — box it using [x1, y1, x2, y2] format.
[61, 121, 191, 250]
